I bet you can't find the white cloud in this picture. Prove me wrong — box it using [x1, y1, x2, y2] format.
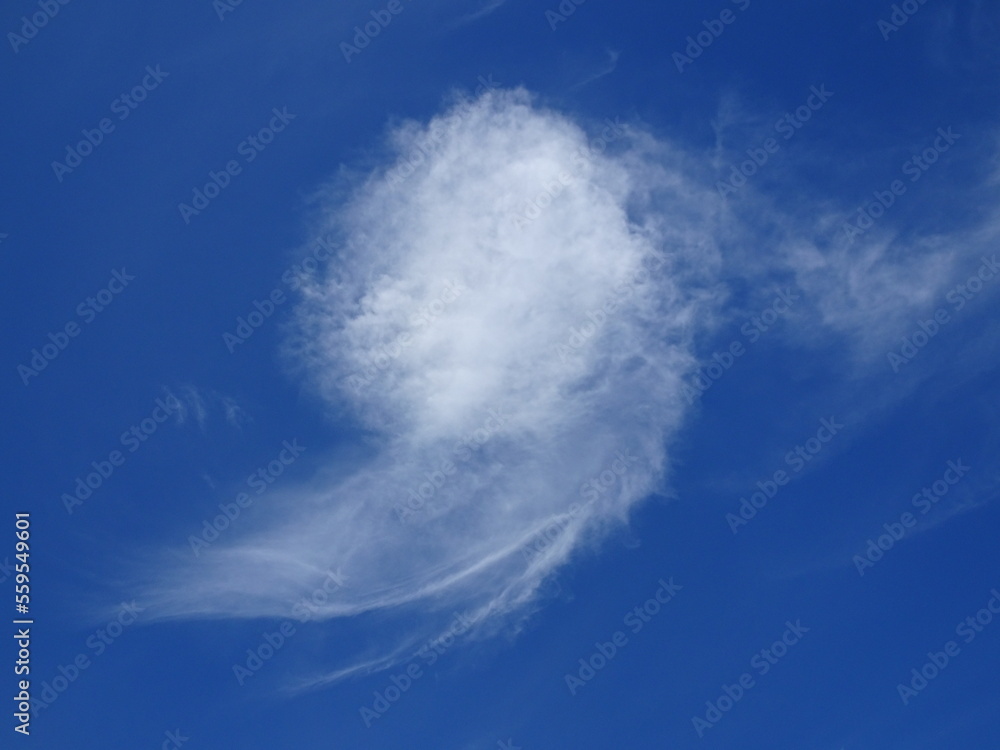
[141, 89, 723, 683]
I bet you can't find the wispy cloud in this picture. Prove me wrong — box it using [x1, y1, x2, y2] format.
[570, 48, 621, 90]
[175, 386, 207, 429]
[450, 0, 509, 28]
[171, 385, 250, 431]
[222, 397, 251, 428]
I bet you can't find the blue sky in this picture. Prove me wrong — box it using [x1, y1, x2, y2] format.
[3, 1, 1000, 748]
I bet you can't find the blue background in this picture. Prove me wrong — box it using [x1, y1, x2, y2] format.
[2, 1, 1000, 748]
